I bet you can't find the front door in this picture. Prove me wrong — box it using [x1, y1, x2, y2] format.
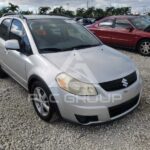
[111, 18, 137, 48]
[3, 19, 32, 87]
[91, 18, 115, 45]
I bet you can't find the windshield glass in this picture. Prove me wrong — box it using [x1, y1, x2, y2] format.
[130, 17, 150, 30]
[28, 19, 101, 53]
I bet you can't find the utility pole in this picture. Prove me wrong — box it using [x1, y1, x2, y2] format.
[87, 0, 89, 9]
[66, 3, 69, 10]
[87, 0, 93, 9]
[110, 0, 112, 7]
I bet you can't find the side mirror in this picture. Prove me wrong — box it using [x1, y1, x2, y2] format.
[126, 26, 134, 32]
[5, 39, 20, 50]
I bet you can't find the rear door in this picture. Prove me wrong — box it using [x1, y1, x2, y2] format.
[91, 19, 115, 45]
[111, 18, 137, 47]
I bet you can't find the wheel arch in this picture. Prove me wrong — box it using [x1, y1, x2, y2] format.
[28, 75, 48, 93]
[28, 74, 61, 116]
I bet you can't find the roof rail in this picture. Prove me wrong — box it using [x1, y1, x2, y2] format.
[2, 12, 26, 19]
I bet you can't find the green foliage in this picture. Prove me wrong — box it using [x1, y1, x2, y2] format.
[20, 11, 33, 15]
[7, 3, 19, 12]
[0, 7, 9, 17]
[0, 3, 132, 18]
[51, 6, 65, 15]
[75, 6, 131, 18]
[76, 8, 86, 17]
[38, 7, 51, 15]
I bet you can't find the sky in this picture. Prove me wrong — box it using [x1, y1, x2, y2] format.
[0, 0, 150, 14]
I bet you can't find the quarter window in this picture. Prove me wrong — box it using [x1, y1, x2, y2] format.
[9, 19, 32, 55]
[0, 19, 12, 40]
[99, 19, 114, 28]
[115, 19, 132, 29]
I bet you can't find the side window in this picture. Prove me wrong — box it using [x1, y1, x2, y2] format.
[99, 19, 114, 28]
[9, 19, 32, 55]
[0, 19, 12, 40]
[115, 19, 132, 29]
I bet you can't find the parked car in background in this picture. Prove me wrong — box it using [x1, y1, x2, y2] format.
[87, 15, 150, 56]
[74, 17, 83, 21]
[78, 18, 95, 26]
[142, 15, 150, 22]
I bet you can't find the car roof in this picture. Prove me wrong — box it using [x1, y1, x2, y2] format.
[103, 15, 140, 19]
[102, 15, 139, 20]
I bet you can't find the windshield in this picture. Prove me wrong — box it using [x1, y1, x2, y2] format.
[28, 19, 101, 53]
[130, 17, 150, 30]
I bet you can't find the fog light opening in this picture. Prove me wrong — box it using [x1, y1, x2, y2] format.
[75, 115, 98, 124]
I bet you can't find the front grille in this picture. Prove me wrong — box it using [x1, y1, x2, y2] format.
[109, 94, 140, 118]
[99, 71, 137, 92]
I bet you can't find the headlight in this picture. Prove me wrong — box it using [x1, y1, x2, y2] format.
[56, 73, 97, 96]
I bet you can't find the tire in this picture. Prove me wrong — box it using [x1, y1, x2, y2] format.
[30, 81, 59, 122]
[138, 39, 150, 56]
[0, 66, 8, 78]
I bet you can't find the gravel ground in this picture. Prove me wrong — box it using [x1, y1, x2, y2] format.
[0, 50, 150, 150]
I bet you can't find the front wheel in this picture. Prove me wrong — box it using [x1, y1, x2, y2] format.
[30, 81, 59, 122]
[138, 39, 150, 56]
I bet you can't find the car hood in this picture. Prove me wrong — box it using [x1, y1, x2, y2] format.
[42, 45, 136, 83]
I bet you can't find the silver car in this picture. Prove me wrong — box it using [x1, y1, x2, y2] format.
[0, 14, 142, 125]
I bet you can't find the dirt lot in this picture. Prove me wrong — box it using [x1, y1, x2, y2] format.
[0, 50, 150, 150]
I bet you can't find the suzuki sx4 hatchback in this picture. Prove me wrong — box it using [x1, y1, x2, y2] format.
[0, 15, 142, 125]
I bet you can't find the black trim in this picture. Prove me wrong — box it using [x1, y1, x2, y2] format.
[109, 94, 140, 118]
[0, 18, 12, 40]
[100, 71, 137, 92]
[75, 115, 98, 124]
[8, 19, 33, 56]
[28, 75, 47, 92]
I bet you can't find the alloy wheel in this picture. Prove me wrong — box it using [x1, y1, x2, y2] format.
[33, 87, 50, 117]
[139, 41, 150, 55]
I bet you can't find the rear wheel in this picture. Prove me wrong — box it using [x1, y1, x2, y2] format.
[0, 66, 8, 78]
[30, 81, 59, 122]
[138, 39, 150, 56]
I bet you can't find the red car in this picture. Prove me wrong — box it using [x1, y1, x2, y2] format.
[87, 16, 150, 56]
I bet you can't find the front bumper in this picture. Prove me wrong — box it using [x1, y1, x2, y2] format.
[52, 76, 142, 125]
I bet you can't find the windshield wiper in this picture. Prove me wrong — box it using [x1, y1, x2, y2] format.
[39, 48, 63, 53]
[66, 44, 101, 50]
[39, 44, 101, 53]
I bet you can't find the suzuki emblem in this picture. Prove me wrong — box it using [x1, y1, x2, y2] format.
[122, 78, 128, 87]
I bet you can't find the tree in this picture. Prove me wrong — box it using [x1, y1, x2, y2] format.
[7, 3, 19, 12]
[105, 7, 131, 16]
[51, 7, 65, 15]
[51, 7, 74, 17]
[94, 8, 105, 18]
[0, 5, 133, 18]
[105, 7, 115, 16]
[85, 7, 95, 18]
[0, 7, 9, 16]
[76, 8, 86, 17]
[122, 7, 131, 15]
[63, 10, 74, 17]
[20, 11, 33, 15]
[38, 7, 51, 15]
